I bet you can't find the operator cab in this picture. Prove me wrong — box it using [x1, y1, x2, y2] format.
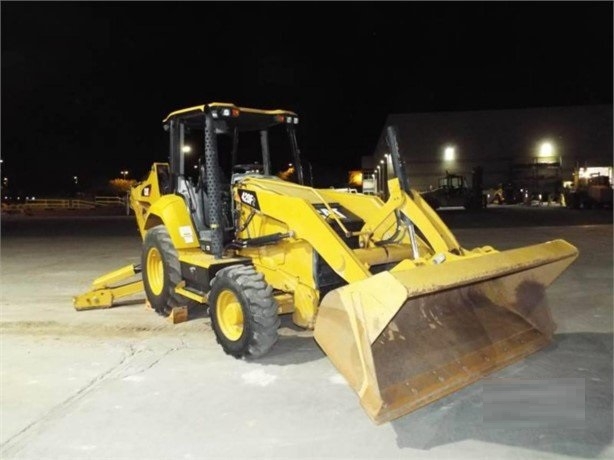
[439, 173, 466, 190]
[162, 102, 303, 256]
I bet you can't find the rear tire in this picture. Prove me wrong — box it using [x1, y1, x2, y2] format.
[142, 225, 183, 316]
[209, 265, 280, 359]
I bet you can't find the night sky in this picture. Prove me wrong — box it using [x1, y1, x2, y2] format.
[2, 2, 612, 196]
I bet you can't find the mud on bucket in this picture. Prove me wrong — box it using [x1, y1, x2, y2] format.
[313, 239, 578, 424]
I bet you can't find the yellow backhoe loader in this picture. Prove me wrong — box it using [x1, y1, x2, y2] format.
[74, 103, 578, 424]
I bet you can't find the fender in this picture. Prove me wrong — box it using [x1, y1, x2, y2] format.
[144, 194, 200, 250]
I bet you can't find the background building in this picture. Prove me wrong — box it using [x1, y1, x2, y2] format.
[364, 105, 612, 197]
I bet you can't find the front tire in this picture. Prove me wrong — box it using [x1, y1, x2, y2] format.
[142, 225, 182, 316]
[209, 265, 280, 359]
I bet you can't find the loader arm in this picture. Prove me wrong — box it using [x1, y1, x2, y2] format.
[356, 178, 462, 255]
[237, 178, 372, 283]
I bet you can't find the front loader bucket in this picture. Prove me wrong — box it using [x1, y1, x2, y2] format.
[314, 239, 578, 424]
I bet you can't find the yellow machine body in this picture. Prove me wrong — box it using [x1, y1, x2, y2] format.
[73, 103, 578, 424]
[225, 175, 578, 422]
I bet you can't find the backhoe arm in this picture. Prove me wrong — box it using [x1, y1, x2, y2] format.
[73, 264, 144, 310]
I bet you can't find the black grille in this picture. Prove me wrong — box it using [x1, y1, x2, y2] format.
[314, 252, 346, 298]
[313, 203, 364, 249]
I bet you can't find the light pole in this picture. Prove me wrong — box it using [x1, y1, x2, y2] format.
[120, 171, 130, 215]
[537, 141, 556, 203]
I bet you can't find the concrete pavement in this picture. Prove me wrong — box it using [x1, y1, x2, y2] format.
[1, 214, 612, 459]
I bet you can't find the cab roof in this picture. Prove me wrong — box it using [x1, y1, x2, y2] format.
[162, 102, 299, 131]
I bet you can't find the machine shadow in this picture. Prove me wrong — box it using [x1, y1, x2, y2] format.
[391, 332, 613, 458]
[254, 315, 325, 366]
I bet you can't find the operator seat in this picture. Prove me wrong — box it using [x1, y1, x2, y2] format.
[176, 175, 209, 238]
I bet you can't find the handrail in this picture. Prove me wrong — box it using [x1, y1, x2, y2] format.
[2, 196, 127, 212]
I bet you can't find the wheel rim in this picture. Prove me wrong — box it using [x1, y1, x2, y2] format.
[146, 247, 164, 296]
[217, 290, 244, 341]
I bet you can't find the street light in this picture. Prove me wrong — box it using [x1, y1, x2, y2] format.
[73, 176, 78, 185]
[121, 170, 129, 179]
[444, 146, 455, 161]
[182, 145, 192, 154]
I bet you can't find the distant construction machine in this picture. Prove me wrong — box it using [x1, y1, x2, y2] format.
[421, 168, 486, 210]
[565, 166, 613, 209]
